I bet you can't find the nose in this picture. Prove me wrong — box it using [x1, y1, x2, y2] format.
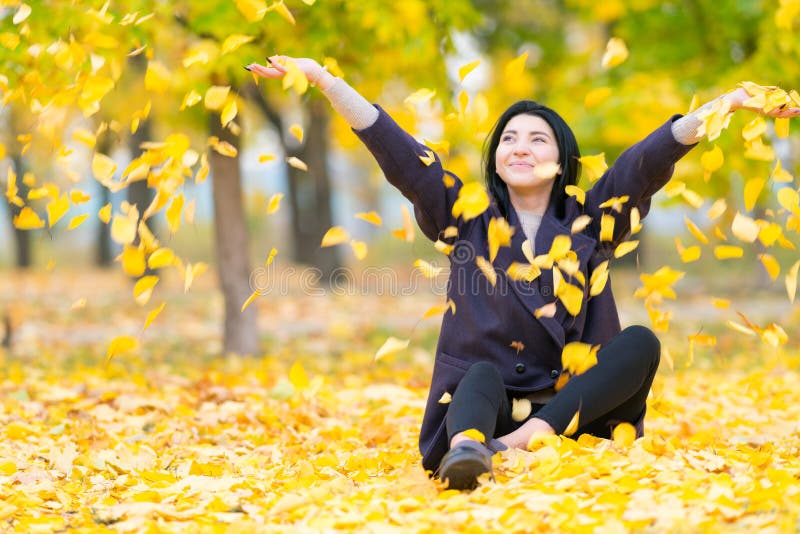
[512, 141, 531, 155]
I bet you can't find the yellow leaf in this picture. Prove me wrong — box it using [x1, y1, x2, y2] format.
[563, 410, 580, 436]
[143, 302, 165, 331]
[92, 152, 117, 182]
[98, 203, 112, 224]
[584, 87, 612, 108]
[731, 212, 760, 243]
[775, 117, 790, 139]
[458, 59, 481, 82]
[106, 335, 138, 362]
[183, 262, 208, 293]
[13, 3, 31, 24]
[679, 243, 701, 263]
[273, 1, 296, 24]
[533, 161, 560, 181]
[488, 217, 515, 261]
[355, 211, 382, 226]
[578, 153, 607, 182]
[259, 153, 276, 163]
[535, 302, 558, 318]
[281, 58, 308, 94]
[777, 187, 799, 212]
[697, 97, 732, 141]
[205, 86, 230, 111]
[701, 145, 724, 180]
[504, 52, 528, 79]
[787, 260, 799, 304]
[507, 262, 541, 282]
[726, 320, 756, 336]
[758, 254, 780, 281]
[265, 247, 278, 266]
[286, 156, 307, 171]
[165, 194, 183, 234]
[772, 159, 794, 183]
[46, 194, 70, 228]
[404, 88, 436, 107]
[180, 89, 202, 110]
[375, 337, 409, 361]
[601, 37, 628, 68]
[267, 193, 283, 214]
[221, 98, 238, 127]
[234, 0, 266, 22]
[452, 182, 489, 221]
[557, 281, 584, 316]
[521, 239, 535, 264]
[712, 297, 730, 309]
[475, 256, 497, 287]
[392, 204, 416, 242]
[599, 214, 615, 242]
[511, 398, 532, 422]
[571, 215, 592, 234]
[460, 428, 486, 443]
[562, 342, 598, 375]
[67, 214, 89, 230]
[148, 248, 175, 269]
[612, 422, 636, 447]
[714, 245, 743, 259]
[418, 150, 436, 166]
[742, 117, 767, 142]
[289, 124, 304, 143]
[707, 199, 727, 220]
[614, 240, 639, 258]
[438, 392, 452, 404]
[414, 259, 443, 279]
[423, 301, 455, 319]
[589, 260, 609, 296]
[565, 185, 585, 205]
[321, 226, 349, 247]
[743, 177, 766, 211]
[144, 60, 170, 93]
[133, 275, 159, 306]
[72, 128, 96, 148]
[549, 235, 572, 261]
[289, 361, 309, 390]
[684, 216, 709, 244]
[744, 137, 775, 162]
[221, 34, 254, 55]
[241, 290, 260, 312]
[120, 245, 146, 277]
[13, 206, 44, 229]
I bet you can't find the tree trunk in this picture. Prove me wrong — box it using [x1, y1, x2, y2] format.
[208, 112, 259, 356]
[286, 100, 342, 282]
[9, 154, 32, 269]
[95, 134, 114, 267]
[127, 114, 157, 274]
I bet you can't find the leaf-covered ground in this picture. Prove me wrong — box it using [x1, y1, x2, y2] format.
[1, 270, 799, 532]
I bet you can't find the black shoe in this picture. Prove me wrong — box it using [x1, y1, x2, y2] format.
[438, 440, 494, 490]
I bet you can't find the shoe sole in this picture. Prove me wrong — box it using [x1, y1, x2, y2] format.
[440, 454, 492, 490]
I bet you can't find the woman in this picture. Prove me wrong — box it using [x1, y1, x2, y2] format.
[248, 56, 799, 490]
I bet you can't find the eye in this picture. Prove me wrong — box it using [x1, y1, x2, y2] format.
[533, 136, 547, 143]
[501, 134, 514, 142]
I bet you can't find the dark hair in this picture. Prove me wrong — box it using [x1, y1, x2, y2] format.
[483, 100, 581, 220]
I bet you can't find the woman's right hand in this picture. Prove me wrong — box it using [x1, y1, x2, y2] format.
[246, 55, 335, 91]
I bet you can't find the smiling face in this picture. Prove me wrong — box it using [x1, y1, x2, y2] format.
[495, 113, 561, 195]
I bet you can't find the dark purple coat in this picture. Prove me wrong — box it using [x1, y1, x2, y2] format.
[355, 106, 695, 473]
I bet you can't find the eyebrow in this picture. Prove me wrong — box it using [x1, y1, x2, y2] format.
[502, 129, 553, 138]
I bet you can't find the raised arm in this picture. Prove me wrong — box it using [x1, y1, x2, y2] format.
[247, 56, 461, 242]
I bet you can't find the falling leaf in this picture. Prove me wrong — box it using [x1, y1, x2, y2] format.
[205, 86, 230, 111]
[13, 206, 45, 229]
[267, 193, 283, 214]
[578, 153, 608, 182]
[743, 178, 766, 212]
[561, 342, 599, 375]
[46, 194, 70, 228]
[563, 410, 580, 436]
[488, 217, 515, 261]
[404, 88, 436, 107]
[438, 392, 452, 404]
[183, 262, 208, 293]
[630, 207, 642, 235]
[772, 159, 794, 183]
[133, 275, 159, 306]
[787, 260, 799, 304]
[273, 1, 296, 24]
[612, 423, 636, 447]
[701, 145, 724, 181]
[589, 260, 610, 296]
[165, 194, 183, 234]
[584, 87, 612, 108]
[221, 34, 254, 55]
[120, 245, 146, 277]
[98, 203, 112, 224]
[265, 247, 278, 266]
[707, 199, 727, 220]
[684, 217, 709, 244]
[614, 240, 639, 258]
[67, 214, 89, 230]
[507, 262, 541, 282]
[286, 156, 308, 171]
[504, 52, 528, 78]
[375, 337, 409, 361]
[511, 398, 532, 422]
[92, 153, 117, 182]
[143, 302, 165, 331]
[535, 302, 558, 318]
[475, 256, 497, 287]
[241, 290, 260, 312]
[731, 212, 760, 243]
[281, 58, 308, 94]
[392, 204, 415, 242]
[758, 254, 780, 281]
[144, 60, 170, 93]
[452, 182, 490, 221]
[418, 150, 436, 166]
[599, 214, 615, 242]
[601, 37, 628, 68]
[458, 59, 481, 82]
[355, 211, 382, 226]
[414, 259, 443, 279]
[259, 154, 276, 163]
[777, 187, 799, 213]
[148, 248, 175, 269]
[321, 226, 349, 247]
[181, 90, 202, 110]
[565, 185, 586, 206]
[221, 98, 238, 127]
[235, 0, 266, 22]
[571, 215, 592, 234]
[288, 361, 309, 390]
[289, 124, 304, 143]
[13, 3, 31, 24]
[106, 335, 138, 362]
[714, 245, 744, 260]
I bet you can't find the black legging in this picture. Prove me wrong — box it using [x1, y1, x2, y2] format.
[446, 325, 661, 443]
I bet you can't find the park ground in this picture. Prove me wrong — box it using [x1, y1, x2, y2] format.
[0, 267, 798, 532]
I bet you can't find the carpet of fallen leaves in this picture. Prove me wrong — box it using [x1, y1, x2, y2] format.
[1, 269, 800, 532]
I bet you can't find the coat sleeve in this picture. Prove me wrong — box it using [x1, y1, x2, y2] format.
[583, 115, 697, 254]
[353, 105, 461, 242]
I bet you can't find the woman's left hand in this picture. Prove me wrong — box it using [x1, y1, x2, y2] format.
[726, 87, 800, 118]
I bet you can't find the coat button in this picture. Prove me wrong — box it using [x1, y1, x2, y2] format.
[550, 369, 560, 379]
[515, 363, 526, 374]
